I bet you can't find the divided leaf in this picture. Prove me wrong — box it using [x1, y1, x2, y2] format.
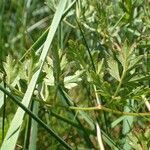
[64, 70, 83, 89]
[107, 58, 120, 81]
[3, 55, 19, 84]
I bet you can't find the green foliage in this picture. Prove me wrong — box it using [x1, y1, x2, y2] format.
[0, 0, 149, 149]
[3, 55, 19, 84]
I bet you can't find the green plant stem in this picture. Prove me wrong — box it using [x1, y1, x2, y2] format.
[19, 27, 49, 62]
[69, 106, 150, 117]
[113, 70, 126, 98]
[7, 84, 150, 117]
[76, 19, 96, 72]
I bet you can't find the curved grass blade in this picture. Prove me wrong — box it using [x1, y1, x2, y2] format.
[1, 1, 68, 149]
[76, 19, 96, 72]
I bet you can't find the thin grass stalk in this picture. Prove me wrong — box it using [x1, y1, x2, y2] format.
[76, 18, 106, 148]
[53, 52, 95, 147]
[58, 85, 96, 149]
[52, 12, 95, 148]
[51, 110, 121, 149]
[76, 19, 96, 72]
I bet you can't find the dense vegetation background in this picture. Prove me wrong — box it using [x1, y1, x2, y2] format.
[0, 0, 150, 149]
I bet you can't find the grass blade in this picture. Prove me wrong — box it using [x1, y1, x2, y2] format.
[28, 101, 39, 150]
[1, 0, 68, 149]
[0, 85, 72, 149]
[0, 83, 4, 110]
[96, 122, 105, 150]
